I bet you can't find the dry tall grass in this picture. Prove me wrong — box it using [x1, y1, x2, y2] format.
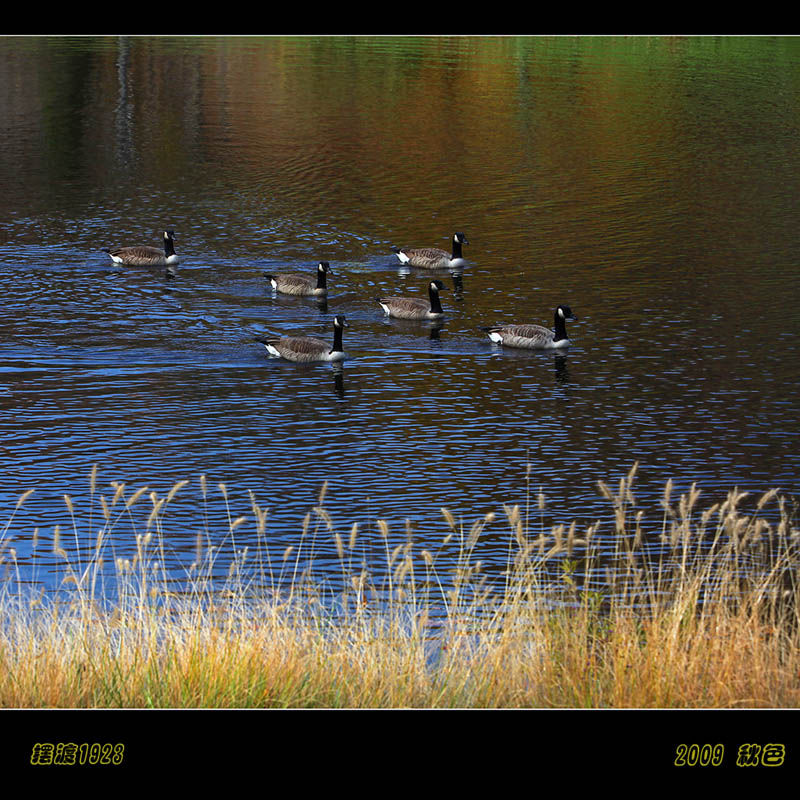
[0, 464, 798, 708]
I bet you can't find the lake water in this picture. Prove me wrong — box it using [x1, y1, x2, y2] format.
[1, 35, 798, 598]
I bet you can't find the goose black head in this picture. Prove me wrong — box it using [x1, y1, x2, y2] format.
[556, 305, 577, 321]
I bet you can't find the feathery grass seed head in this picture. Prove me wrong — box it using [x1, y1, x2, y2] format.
[16, 489, 34, 510]
[167, 479, 189, 503]
[125, 486, 149, 510]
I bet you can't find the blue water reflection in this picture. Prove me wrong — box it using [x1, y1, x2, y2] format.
[0, 36, 798, 600]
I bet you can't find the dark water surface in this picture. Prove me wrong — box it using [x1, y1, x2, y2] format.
[1, 36, 799, 595]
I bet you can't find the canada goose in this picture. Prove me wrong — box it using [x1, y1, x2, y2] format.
[104, 230, 179, 266]
[377, 279, 447, 320]
[391, 232, 468, 270]
[264, 262, 331, 297]
[483, 305, 578, 349]
[256, 315, 348, 362]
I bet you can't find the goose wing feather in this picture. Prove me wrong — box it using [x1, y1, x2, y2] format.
[489, 324, 555, 348]
[104, 245, 166, 266]
[378, 296, 431, 319]
[269, 335, 331, 361]
[400, 247, 450, 268]
[270, 274, 316, 294]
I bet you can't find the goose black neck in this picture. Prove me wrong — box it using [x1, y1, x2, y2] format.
[553, 311, 569, 342]
[316, 268, 328, 289]
[164, 235, 176, 257]
[428, 284, 443, 313]
[332, 323, 344, 352]
[451, 237, 463, 259]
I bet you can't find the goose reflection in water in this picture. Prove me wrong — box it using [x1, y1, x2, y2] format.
[449, 269, 464, 302]
[486, 337, 574, 385]
[332, 362, 345, 399]
[378, 313, 445, 341]
[397, 268, 464, 301]
[553, 353, 570, 384]
[393, 264, 465, 304]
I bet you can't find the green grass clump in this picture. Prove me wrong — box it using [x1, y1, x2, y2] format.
[0, 463, 798, 708]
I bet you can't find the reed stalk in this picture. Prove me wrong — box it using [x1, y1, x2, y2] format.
[0, 465, 797, 708]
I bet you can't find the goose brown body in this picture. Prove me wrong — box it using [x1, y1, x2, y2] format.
[484, 306, 578, 350]
[257, 315, 348, 362]
[377, 280, 446, 320]
[264, 262, 330, 296]
[392, 232, 468, 270]
[104, 231, 179, 267]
